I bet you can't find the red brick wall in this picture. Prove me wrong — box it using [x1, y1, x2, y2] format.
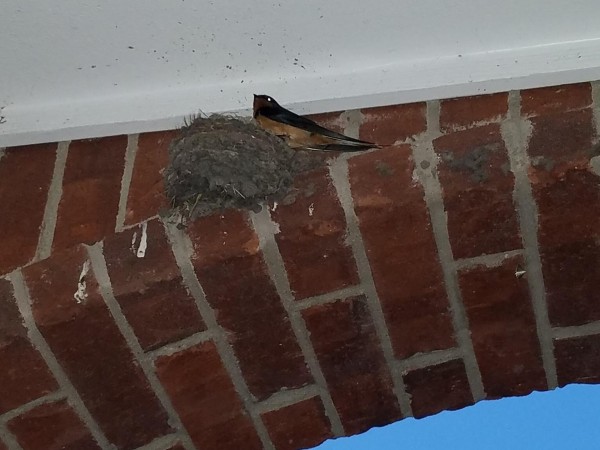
[1, 82, 600, 450]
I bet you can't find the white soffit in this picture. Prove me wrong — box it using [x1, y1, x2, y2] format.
[2, 0, 600, 147]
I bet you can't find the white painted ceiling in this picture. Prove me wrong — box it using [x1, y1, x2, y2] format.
[2, 0, 600, 146]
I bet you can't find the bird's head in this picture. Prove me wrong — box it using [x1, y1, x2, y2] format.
[253, 94, 279, 117]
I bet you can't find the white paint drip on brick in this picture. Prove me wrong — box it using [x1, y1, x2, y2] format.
[130, 231, 138, 254]
[308, 202, 314, 217]
[136, 222, 148, 258]
[73, 260, 90, 304]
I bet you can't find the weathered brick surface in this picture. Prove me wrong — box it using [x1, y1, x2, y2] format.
[555, 335, 600, 386]
[125, 131, 176, 225]
[8, 400, 100, 450]
[360, 102, 427, 145]
[262, 396, 333, 450]
[434, 124, 521, 259]
[348, 146, 456, 358]
[302, 296, 401, 435]
[270, 169, 359, 299]
[403, 359, 473, 418]
[155, 341, 262, 450]
[23, 246, 171, 450]
[53, 137, 127, 250]
[0, 279, 58, 414]
[521, 82, 592, 117]
[0, 144, 56, 275]
[527, 108, 595, 170]
[459, 256, 547, 398]
[440, 93, 508, 132]
[187, 210, 312, 400]
[527, 107, 600, 326]
[0, 438, 7, 450]
[103, 220, 205, 350]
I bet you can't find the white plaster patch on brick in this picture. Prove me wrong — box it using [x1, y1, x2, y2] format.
[137, 222, 148, 258]
[270, 201, 278, 212]
[35, 141, 69, 261]
[308, 202, 314, 217]
[73, 260, 90, 304]
[86, 242, 197, 450]
[8, 269, 112, 449]
[115, 134, 139, 232]
[502, 90, 558, 389]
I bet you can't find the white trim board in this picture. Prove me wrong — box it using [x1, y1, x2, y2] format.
[2, 38, 600, 148]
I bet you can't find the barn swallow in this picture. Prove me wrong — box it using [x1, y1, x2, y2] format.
[253, 94, 379, 152]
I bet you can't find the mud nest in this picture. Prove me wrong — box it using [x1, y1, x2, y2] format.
[164, 114, 325, 219]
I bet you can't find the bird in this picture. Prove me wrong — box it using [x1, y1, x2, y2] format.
[253, 94, 379, 152]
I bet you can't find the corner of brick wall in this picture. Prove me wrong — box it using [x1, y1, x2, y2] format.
[1, 81, 600, 450]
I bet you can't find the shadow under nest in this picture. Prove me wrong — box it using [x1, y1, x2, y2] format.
[163, 114, 327, 221]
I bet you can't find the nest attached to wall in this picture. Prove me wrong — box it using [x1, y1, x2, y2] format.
[163, 115, 325, 220]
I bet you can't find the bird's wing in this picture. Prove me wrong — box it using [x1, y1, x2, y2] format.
[261, 106, 376, 147]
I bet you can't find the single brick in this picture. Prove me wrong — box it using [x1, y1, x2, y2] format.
[403, 359, 473, 418]
[125, 131, 176, 225]
[440, 92, 508, 132]
[302, 296, 401, 435]
[542, 239, 600, 327]
[53, 136, 127, 250]
[459, 256, 547, 398]
[527, 109, 595, 169]
[0, 144, 56, 275]
[187, 210, 312, 400]
[23, 246, 172, 450]
[155, 341, 262, 450]
[103, 219, 205, 350]
[360, 102, 427, 145]
[0, 279, 58, 413]
[0, 439, 7, 450]
[262, 396, 333, 450]
[270, 168, 359, 299]
[8, 400, 100, 450]
[554, 335, 600, 386]
[348, 146, 456, 358]
[434, 124, 521, 258]
[521, 82, 592, 117]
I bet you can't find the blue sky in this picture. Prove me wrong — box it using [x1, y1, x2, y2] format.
[315, 384, 600, 450]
